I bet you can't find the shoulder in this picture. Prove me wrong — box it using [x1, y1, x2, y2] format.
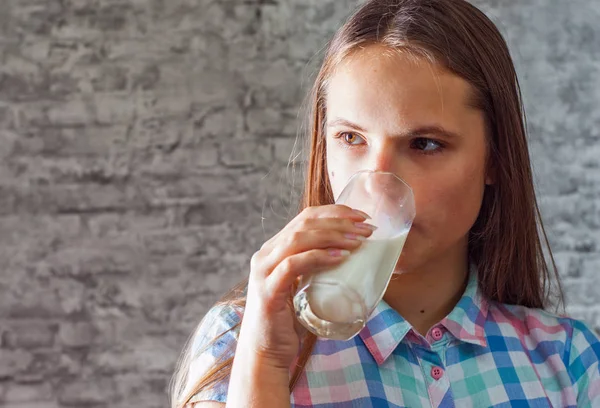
[563, 317, 600, 377]
[487, 301, 600, 368]
[191, 302, 243, 355]
[487, 301, 577, 341]
[190, 302, 244, 364]
[185, 302, 244, 404]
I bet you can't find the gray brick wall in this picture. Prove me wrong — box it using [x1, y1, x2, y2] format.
[0, 0, 598, 406]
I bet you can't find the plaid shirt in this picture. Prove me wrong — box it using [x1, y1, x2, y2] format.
[186, 272, 600, 407]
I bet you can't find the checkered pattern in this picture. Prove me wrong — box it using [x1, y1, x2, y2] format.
[187, 272, 600, 407]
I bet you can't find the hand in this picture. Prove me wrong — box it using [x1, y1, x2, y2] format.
[238, 204, 375, 370]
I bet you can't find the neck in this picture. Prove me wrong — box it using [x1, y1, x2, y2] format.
[383, 245, 469, 336]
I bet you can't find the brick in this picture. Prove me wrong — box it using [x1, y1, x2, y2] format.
[240, 59, 301, 105]
[135, 143, 225, 181]
[220, 139, 272, 167]
[183, 199, 257, 226]
[90, 337, 177, 375]
[0, 402, 59, 408]
[245, 107, 285, 136]
[193, 105, 244, 139]
[11, 156, 130, 185]
[130, 116, 191, 152]
[14, 348, 82, 383]
[0, 129, 18, 160]
[173, 174, 237, 198]
[142, 231, 187, 256]
[198, 141, 220, 167]
[46, 246, 139, 277]
[87, 64, 130, 92]
[113, 374, 169, 408]
[94, 93, 137, 125]
[42, 184, 140, 214]
[2, 321, 57, 349]
[58, 377, 116, 406]
[47, 98, 94, 126]
[553, 251, 582, 278]
[0, 279, 68, 319]
[57, 322, 97, 348]
[0, 104, 16, 129]
[13, 103, 50, 128]
[89, 275, 146, 317]
[4, 383, 53, 403]
[582, 257, 600, 280]
[18, 39, 51, 63]
[273, 136, 303, 164]
[135, 91, 193, 121]
[0, 350, 34, 379]
[0, 215, 81, 249]
[189, 68, 244, 106]
[10, 0, 64, 36]
[0, 72, 42, 103]
[85, 211, 168, 238]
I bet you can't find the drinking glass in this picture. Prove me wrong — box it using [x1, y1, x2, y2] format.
[293, 170, 416, 340]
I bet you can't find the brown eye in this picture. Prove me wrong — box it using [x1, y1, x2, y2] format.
[341, 132, 365, 145]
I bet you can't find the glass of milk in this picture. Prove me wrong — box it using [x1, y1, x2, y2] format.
[293, 170, 415, 340]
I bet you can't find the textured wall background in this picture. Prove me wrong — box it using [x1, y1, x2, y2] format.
[0, 0, 598, 407]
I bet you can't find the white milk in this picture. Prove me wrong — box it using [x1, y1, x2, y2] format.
[308, 233, 408, 324]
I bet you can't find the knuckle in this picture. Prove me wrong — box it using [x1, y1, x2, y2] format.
[280, 256, 295, 273]
[301, 206, 313, 216]
[289, 230, 304, 244]
[331, 229, 347, 241]
[250, 251, 261, 268]
[336, 204, 352, 212]
[309, 250, 322, 264]
[297, 217, 311, 230]
[302, 206, 318, 218]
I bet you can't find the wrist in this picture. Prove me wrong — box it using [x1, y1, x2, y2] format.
[228, 348, 291, 408]
[233, 346, 291, 384]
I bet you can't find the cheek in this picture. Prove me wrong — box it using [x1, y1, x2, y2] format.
[326, 146, 358, 200]
[413, 164, 485, 234]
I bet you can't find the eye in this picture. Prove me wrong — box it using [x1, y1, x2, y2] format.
[339, 132, 366, 146]
[410, 137, 444, 154]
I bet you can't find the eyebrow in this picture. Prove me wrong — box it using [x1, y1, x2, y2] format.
[327, 118, 461, 139]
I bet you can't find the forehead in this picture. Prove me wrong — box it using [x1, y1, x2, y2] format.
[325, 45, 477, 128]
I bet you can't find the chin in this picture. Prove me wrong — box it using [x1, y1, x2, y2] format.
[391, 257, 413, 276]
[391, 239, 428, 276]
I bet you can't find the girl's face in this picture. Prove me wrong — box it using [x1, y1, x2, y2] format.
[325, 45, 491, 273]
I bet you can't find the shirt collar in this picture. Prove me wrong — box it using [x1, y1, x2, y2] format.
[358, 267, 488, 365]
[358, 297, 411, 365]
[440, 268, 489, 348]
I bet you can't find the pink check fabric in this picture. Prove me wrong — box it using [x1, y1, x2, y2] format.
[186, 272, 600, 407]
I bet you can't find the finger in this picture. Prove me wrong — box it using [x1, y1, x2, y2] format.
[259, 216, 376, 258]
[258, 228, 369, 278]
[264, 248, 349, 308]
[286, 204, 370, 231]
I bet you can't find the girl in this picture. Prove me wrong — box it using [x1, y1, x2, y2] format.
[171, 0, 600, 407]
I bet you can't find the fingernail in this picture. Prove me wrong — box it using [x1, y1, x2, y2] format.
[329, 249, 351, 257]
[345, 233, 366, 241]
[354, 222, 378, 231]
[352, 209, 371, 219]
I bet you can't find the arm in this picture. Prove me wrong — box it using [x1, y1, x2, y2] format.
[567, 320, 600, 407]
[226, 347, 291, 408]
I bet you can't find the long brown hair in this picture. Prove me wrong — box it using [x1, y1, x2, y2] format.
[170, 0, 563, 406]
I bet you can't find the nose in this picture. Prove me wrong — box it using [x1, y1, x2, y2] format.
[369, 140, 398, 175]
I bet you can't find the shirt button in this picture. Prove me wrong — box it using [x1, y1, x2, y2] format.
[431, 327, 444, 341]
[431, 366, 444, 380]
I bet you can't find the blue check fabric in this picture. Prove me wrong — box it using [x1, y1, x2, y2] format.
[185, 272, 600, 407]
